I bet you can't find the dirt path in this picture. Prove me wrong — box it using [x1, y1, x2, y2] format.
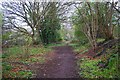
[33, 45, 79, 78]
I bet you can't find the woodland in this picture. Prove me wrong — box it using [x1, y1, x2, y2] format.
[1, 0, 120, 78]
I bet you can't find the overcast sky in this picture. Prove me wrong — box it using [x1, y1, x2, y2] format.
[0, 0, 119, 31]
[0, 0, 119, 2]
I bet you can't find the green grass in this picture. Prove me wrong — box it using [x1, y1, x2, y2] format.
[22, 57, 45, 64]
[68, 43, 78, 47]
[3, 46, 51, 59]
[69, 42, 89, 54]
[16, 70, 33, 78]
[70, 38, 105, 54]
[2, 45, 52, 78]
[78, 53, 118, 78]
[70, 38, 118, 78]
[29, 46, 51, 55]
[73, 38, 119, 78]
[97, 38, 105, 43]
[2, 62, 33, 78]
[3, 46, 23, 57]
[46, 43, 65, 48]
[2, 62, 13, 71]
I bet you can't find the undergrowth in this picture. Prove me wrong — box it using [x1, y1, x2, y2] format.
[2, 45, 52, 78]
[77, 48, 119, 78]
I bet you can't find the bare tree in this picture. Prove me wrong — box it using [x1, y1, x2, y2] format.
[75, 2, 99, 50]
[2, 1, 52, 44]
[2, 1, 76, 45]
[74, 1, 118, 50]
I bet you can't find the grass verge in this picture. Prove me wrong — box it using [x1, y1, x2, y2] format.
[2, 45, 52, 78]
[77, 49, 119, 78]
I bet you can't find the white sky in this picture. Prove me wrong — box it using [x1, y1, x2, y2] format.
[0, 0, 118, 9]
[0, 0, 119, 2]
[0, 0, 119, 31]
